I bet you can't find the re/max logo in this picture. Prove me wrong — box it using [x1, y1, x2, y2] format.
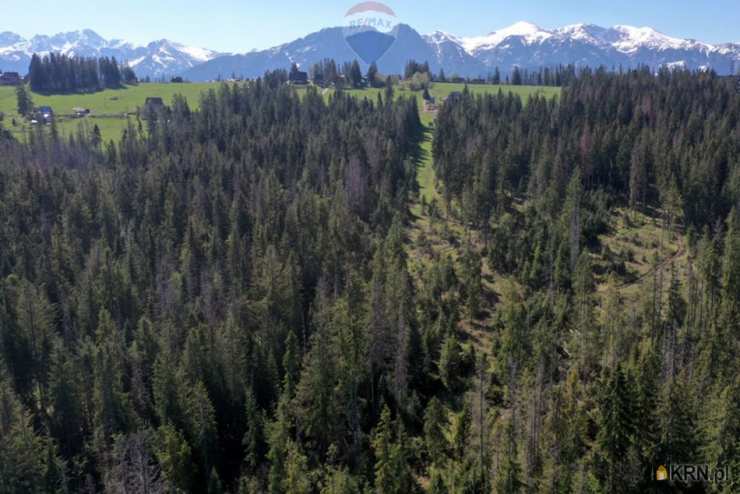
[657, 464, 731, 483]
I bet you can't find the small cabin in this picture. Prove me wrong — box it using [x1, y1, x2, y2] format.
[0, 72, 22, 86]
[289, 71, 309, 85]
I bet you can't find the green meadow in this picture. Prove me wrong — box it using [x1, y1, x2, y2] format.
[0, 83, 215, 140]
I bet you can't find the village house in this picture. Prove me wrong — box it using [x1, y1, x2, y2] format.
[289, 70, 309, 85]
[0, 72, 22, 86]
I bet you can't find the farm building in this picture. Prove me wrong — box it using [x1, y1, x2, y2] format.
[289, 71, 309, 85]
[0, 72, 22, 86]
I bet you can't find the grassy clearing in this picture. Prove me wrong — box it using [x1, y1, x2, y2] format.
[594, 207, 688, 309]
[0, 83, 216, 116]
[410, 84, 560, 211]
[415, 133, 438, 207]
[0, 83, 218, 141]
[405, 83, 563, 353]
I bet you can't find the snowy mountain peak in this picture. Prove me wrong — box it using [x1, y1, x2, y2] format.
[460, 21, 553, 53]
[611, 25, 700, 52]
[425, 31, 463, 45]
[0, 30, 221, 77]
[502, 21, 545, 35]
[3, 22, 740, 81]
[151, 39, 218, 62]
[0, 31, 25, 45]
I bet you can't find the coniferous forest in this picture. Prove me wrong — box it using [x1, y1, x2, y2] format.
[28, 53, 137, 94]
[0, 68, 738, 494]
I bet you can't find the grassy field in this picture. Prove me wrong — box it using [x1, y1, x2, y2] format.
[0, 83, 215, 116]
[0, 83, 217, 141]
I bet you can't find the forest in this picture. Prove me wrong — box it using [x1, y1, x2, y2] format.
[28, 53, 137, 94]
[0, 67, 738, 494]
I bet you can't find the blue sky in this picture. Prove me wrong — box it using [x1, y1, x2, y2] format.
[4, 0, 739, 52]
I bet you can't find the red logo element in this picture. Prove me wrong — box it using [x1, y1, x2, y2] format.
[345, 2, 396, 18]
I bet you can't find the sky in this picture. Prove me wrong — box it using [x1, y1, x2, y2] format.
[3, 0, 739, 52]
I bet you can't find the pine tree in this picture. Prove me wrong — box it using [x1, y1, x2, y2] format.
[656, 377, 698, 465]
[242, 385, 262, 474]
[207, 467, 223, 494]
[494, 418, 523, 494]
[596, 367, 636, 493]
[372, 405, 394, 494]
[371, 405, 417, 493]
[438, 332, 461, 391]
[0, 370, 67, 493]
[284, 443, 311, 494]
[267, 396, 292, 494]
[282, 330, 299, 398]
[366, 62, 379, 87]
[320, 466, 361, 494]
[15, 85, 33, 117]
[460, 245, 482, 324]
[423, 397, 448, 465]
[155, 424, 193, 493]
[699, 379, 740, 494]
[183, 380, 218, 483]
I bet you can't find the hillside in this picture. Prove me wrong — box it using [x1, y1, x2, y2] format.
[407, 87, 691, 359]
[0, 71, 737, 493]
[0, 82, 558, 141]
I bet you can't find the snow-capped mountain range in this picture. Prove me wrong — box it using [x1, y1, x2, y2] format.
[0, 29, 220, 78]
[429, 22, 740, 76]
[185, 21, 739, 81]
[1, 23, 738, 81]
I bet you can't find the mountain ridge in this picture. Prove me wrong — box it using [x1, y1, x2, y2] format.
[185, 21, 739, 81]
[0, 29, 221, 78]
[1, 23, 738, 81]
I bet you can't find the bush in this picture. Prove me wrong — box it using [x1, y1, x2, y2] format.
[403, 72, 431, 92]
